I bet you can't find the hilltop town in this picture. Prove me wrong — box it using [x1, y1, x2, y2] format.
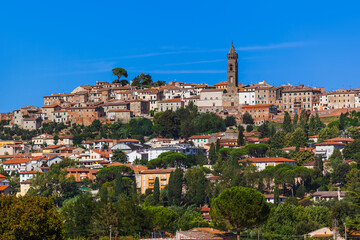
[2, 44, 360, 239]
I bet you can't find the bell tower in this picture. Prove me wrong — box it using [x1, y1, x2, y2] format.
[227, 42, 238, 87]
[222, 42, 239, 112]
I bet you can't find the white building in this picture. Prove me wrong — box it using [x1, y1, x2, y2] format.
[188, 135, 217, 148]
[240, 157, 297, 171]
[239, 90, 255, 106]
[315, 141, 346, 160]
[147, 144, 206, 161]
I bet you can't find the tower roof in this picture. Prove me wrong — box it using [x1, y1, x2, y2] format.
[229, 42, 236, 54]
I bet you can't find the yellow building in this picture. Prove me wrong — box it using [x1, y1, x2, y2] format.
[139, 168, 175, 194]
[0, 140, 18, 148]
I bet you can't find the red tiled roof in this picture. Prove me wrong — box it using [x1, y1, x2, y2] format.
[242, 157, 296, 163]
[0, 185, 11, 191]
[158, 99, 183, 103]
[242, 104, 273, 109]
[214, 82, 227, 86]
[324, 137, 354, 142]
[140, 168, 175, 174]
[316, 142, 346, 146]
[189, 135, 212, 139]
[43, 145, 64, 149]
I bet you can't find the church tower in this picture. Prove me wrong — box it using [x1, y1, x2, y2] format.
[222, 42, 239, 111]
[227, 42, 238, 88]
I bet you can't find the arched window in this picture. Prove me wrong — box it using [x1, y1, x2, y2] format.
[229, 64, 233, 71]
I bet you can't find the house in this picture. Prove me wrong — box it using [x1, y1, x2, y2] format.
[0, 185, 16, 195]
[324, 137, 354, 145]
[138, 168, 175, 194]
[200, 206, 211, 222]
[315, 142, 346, 160]
[0, 144, 23, 155]
[58, 135, 73, 146]
[32, 134, 55, 150]
[0, 176, 10, 186]
[22, 117, 42, 130]
[189, 135, 217, 148]
[19, 171, 42, 183]
[106, 109, 133, 123]
[264, 194, 286, 204]
[147, 144, 206, 161]
[305, 227, 334, 239]
[66, 168, 100, 183]
[241, 104, 277, 126]
[127, 151, 148, 164]
[240, 157, 297, 171]
[175, 228, 235, 240]
[52, 110, 68, 123]
[157, 99, 184, 112]
[42, 145, 65, 154]
[145, 138, 181, 148]
[77, 149, 113, 167]
[19, 179, 32, 196]
[313, 190, 348, 201]
[309, 135, 319, 143]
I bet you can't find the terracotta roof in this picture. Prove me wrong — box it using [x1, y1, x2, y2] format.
[189, 135, 212, 139]
[0, 185, 11, 191]
[315, 142, 346, 146]
[43, 145, 64, 149]
[158, 99, 183, 103]
[0, 174, 6, 178]
[241, 157, 296, 163]
[312, 234, 333, 238]
[140, 168, 175, 174]
[214, 82, 227, 86]
[242, 104, 273, 109]
[3, 158, 31, 164]
[20, 171, 41, 174]
[116, 139, 141, 143]
[108, 109, 132, 112]
[324, 137, 354, 142]
[106, 163, 148, 174]
[201, 89, 225, 93]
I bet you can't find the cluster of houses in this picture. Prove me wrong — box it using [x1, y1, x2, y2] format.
[2, 44, 360, 130]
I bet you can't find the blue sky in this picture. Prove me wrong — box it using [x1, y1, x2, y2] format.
[1, 1, 360, 112]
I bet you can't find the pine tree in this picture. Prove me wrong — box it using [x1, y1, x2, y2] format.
[208, 143, 217, 164]
[237, 125, 245, 146]
[283, 111, 293, 133]
[153, 177, 160, 203]
[114, 175, 123, 199]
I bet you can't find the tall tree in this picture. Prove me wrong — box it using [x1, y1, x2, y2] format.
[293, 113, 299, 129]
[184, 167, 207, 206]
[211, 187, 270, 240]
[283, 111, 293, 133]
[292, 128, 307, 147]
[167, 168, 183, 206]
[237, 125, 245, 146]
[216, 139, 221, 152]
[112, 67, 128, 83]
[153, 177, 160, 203]
[208, 143, 217, 164]
[112, 149, 127, 163]
[91, 202, 119, 237]
[274, 185, 280, 206]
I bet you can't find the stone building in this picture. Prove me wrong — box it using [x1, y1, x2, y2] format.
[223, 43, 239, 111]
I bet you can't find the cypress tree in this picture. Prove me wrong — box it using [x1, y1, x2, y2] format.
[283, 111, 292, 133]
[215, 139, 221, 152]
[293, 113, 298, 129]
[114, 175, 123, 198]
[339, 113, 345, 131]
[274, 185, 280, 206]
[153, 177, 160, 203]
[208, 143, 217, 164]
[308, 115, 317, 136]
[237, 125, 245, 146]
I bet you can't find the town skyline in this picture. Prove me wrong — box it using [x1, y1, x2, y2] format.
[2, 1, 360, 112]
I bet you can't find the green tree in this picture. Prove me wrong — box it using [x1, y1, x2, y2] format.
[274, 185, 280, 206]
[167, 168, 183, 206]
[237, 125, 245, 146]
[153, 110, 179, 138]
[0, 195, 64, 240]
[91, 202, 119, 237]
[211, 187, 270, 239]
[225, 116, 237, 127]
[153, 177, 160, 203]
[245, 143, 269, 157]
[283, 111, 293, 133]
[208, 143, 217, 164]
[246, 124, 253, 132]
[112, 67, 128, 83]
[216, 139, 221, 152]
[343, 139, 360, 159]
[270, 130, 286, 149]
[293, 113, 299, 129]
[59, 193, 95, 238]
[332, 162, 351, 186]
[243, 112, 254, 124]
[318, 125, 339, 142]
[258, 121, 270, 138]
[289, 150, 315, 165]
[292, 128, 307, 147]
[112, 149, 127, 163]
[54, 134, 59, 145]
[144, 206, 178, 232]
[184, 167, 207, 206]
